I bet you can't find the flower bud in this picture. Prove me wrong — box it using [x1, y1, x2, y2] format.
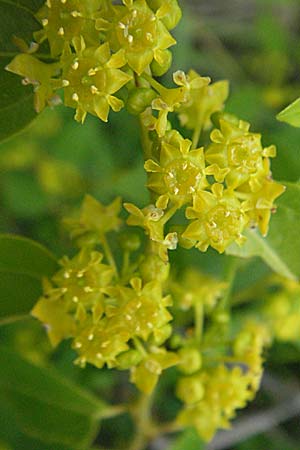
[176, 375, 205, 404]
[126, 88, 157, 115]
[151, 49, 172, 76]
[119, 231, 141, 252]
[117, 349, 143, 370]
[178, 347, 202, 374]
[139, 253, 170, 283]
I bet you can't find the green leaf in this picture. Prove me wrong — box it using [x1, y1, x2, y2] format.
[277, 97, 300, 127]
[0, 347, 105, 449]
[0, 234, 58, 323]
[227, 182, 300, 280]
[167, 428, 205, 450]
[0, 0, 46, 142]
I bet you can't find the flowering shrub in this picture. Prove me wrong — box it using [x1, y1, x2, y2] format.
[1, 1, 300, 449]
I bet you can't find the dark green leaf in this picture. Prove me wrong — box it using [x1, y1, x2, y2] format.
[227, 182, 300, 280]
[0, 347, 105, 449]
[0, 234, 58, 323]
[0, 0, 46, 142]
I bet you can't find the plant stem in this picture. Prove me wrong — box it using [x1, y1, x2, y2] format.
[101, 235, 118, 278]
[194, 301, 204, 344]
[97, 404, 128, 420]
[191, 120, 203, 149]
[128, 392, 155, 450]
[217, 257, 238, 312]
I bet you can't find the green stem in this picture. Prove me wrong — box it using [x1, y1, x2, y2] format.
[101, 235, 118, 278]
[191, 109, 205, 149]
[133, 337, 148, 358]
[128, 392, 155, 450]
[194, 301, 204, 344]
[141, 72, 164, 96]
[0, 314, 31, 326]
[139, 115, 153, 160]
[97, 404, 127, 420]
[217, 257, 238, 312]
[161, 203, 179, 225]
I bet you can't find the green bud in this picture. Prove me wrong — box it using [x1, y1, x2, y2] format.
[126, 88, 157, 115]
[211, 111, 239, 129]
[151, 50, 172, 76]
[176, 375, 205, 404]
[117, 349, 143, 370]
[139, 254, 170, 283]
[178, 348, 202, 374]
[119, 231, 141, 252]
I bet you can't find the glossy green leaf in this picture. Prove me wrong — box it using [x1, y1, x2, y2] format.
[277, 97, 300, 127]
[0, 0, 45, 142]
[0, 347, 105, 449]
[0, 234, 58, 323]
[227, 182, 300, 280]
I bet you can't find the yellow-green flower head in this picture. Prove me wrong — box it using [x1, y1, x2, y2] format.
[73, 317, 130, 368]
[183, 184, 248, 253]
[205, 118, 277, 188]
[233, 321, 270, 392]
[35, 0, 101, 57]
[146, 0, 182, 31]
[31, 248, 114, 347]
[171, 268, 227, 312]
[263, 279, 300, 342]
[5, 54, 61, 112]
[130, 348, 179, 393]
[62, 41, 131, 122]
[98, 0, 176, 75]
[104, 278, 173, 342]
[176, 70, 229, 131]
[64, 194, 122, 246]
[124, 202, 165, 242]
[241, 178, 286, 236]
[176, 365, 254, 441]
[144, 137, 207, 206]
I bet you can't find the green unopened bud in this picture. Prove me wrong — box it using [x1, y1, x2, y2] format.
[139, 254, 170, 283]
[119, 231, 141, 252]
[151, 50, 172, 76]
[126, 88, 157, 115]
[178, 347, 202, 374]
[211, 111, 239, 129]
[176, 375, 205, 404]
[117, 349, 143, 370]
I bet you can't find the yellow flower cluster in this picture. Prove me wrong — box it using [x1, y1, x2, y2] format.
[32, 196, 177, 392]
[126, 114, 284, 255]
[6, 0, 181, 122]
[263, 278, 300, 342]
[9, 0, 288, 444]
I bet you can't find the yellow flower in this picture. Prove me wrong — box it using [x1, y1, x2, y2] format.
[62, 41, 131, 122]
[100, 0, 177, 75]
[5, 54, 61, 112]
[176, 70, 228, 131]
[130, 348, 179, 393]
[241, 177, 285, 236]
[183, 184, 247, 253]
[64, 194, 122, 246]
[144, 137, 207, 206]
[35, 0, 101, 57]
[205, 118, 276, 188]
[176, 364, 254, 441]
